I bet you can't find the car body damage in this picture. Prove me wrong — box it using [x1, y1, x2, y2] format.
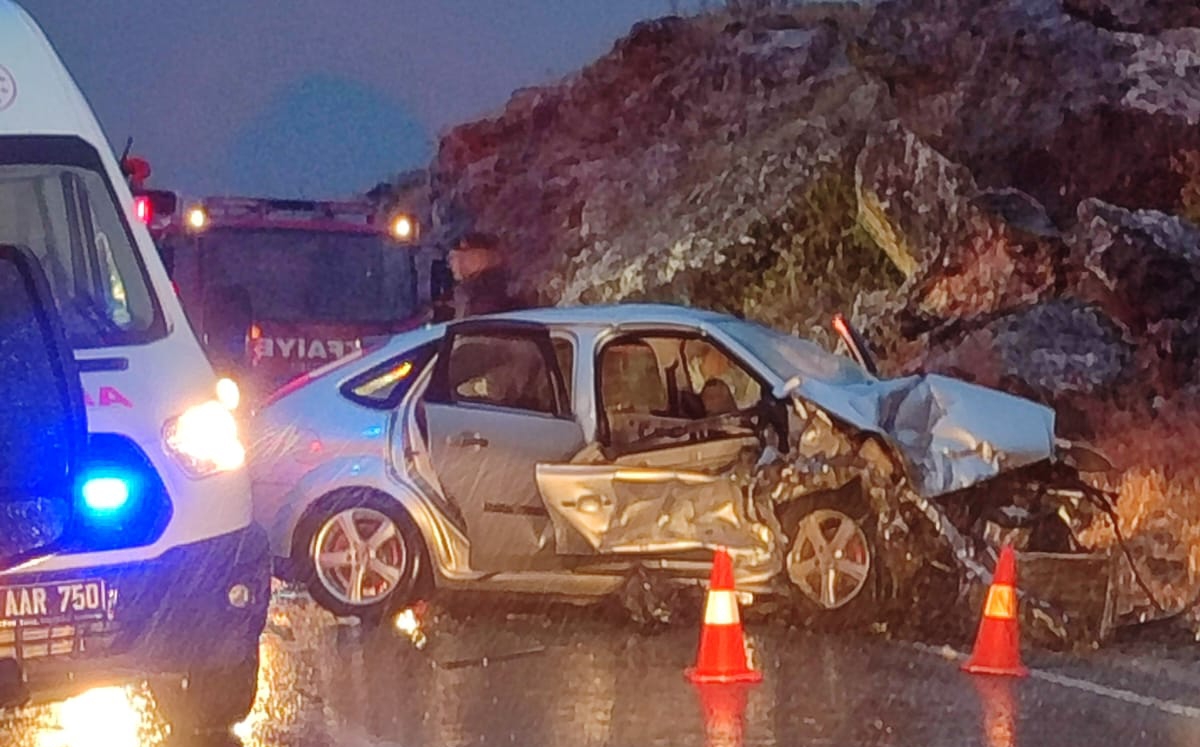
[537, 371, 1119, 647]
[538, 437, 783, 583]
[778, 373, 1058, 499]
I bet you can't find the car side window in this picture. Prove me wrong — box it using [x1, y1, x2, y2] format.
[341, 341, 439, 409]
[445, 333, 559, 415]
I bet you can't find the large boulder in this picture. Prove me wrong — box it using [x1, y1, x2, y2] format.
[427, 12, 887, 310]
[915, 300, 1135, 428]
[854, 121, 1064, 323]
[1066, 199, 1200, 391]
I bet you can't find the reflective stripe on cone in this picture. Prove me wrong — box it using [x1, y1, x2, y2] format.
[704, 590, 741, 626]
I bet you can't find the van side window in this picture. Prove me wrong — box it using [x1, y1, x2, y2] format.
[0, 139, 162, 348]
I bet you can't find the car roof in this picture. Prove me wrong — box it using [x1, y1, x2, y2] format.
[470, 303, 735, 329]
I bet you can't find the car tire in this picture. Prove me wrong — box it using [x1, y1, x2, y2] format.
[293, 490, 429, 622]
[779, 488, 880, 629]
[151, 651, 260, 735]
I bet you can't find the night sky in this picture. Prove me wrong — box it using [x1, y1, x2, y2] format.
[18, 1, 697, 199]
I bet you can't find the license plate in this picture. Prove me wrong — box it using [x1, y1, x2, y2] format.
[0, 579, 109, 624]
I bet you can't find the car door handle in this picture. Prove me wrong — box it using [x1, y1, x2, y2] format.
[448, 432, 489, 448]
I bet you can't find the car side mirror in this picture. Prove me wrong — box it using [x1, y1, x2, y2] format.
[0, 244, 85, 571]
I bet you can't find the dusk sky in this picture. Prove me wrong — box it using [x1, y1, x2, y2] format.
[20, 1, 697, 198]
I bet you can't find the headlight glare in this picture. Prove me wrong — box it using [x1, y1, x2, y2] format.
[163, 400, 246, 477]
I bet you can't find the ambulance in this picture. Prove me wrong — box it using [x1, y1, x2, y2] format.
[0, 1, 269, 732]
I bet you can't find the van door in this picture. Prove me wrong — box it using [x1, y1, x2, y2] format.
[0, 244, 84, 569]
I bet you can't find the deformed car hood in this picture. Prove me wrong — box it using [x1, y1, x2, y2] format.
[777, 373, 1057, 497]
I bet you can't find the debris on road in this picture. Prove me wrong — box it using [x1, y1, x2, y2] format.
[394, 604, 429, 650]
[437, 646, 548, 671]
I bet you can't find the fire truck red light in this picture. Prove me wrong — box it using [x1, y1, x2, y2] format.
[134, 196, 152, 223]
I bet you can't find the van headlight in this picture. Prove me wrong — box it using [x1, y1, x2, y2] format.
[163, 401, 246, 477]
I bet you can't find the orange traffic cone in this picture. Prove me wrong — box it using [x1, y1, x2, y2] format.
[686, 547, 763, 684]
[962, 545, 1028, 677]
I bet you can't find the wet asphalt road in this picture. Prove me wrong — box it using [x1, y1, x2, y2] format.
[4, 590, 1200, 747]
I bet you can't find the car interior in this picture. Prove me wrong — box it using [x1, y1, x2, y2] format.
[595, 333, 767, 463]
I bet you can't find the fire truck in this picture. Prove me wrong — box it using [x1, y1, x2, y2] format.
[123, 157, 438, 406]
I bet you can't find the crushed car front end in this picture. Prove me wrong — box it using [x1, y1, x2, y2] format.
[768, 370, 1123, 647]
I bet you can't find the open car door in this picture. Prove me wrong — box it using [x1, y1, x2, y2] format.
[535, 332, 771, 559]
[0, 245, 85, 705]
[0, 244, 83, 571]
[422, 320, 584, 572]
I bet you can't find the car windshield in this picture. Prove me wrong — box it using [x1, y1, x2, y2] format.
[196, 228, 416, 324]
[717, 318, 873, 387]
[0, 138, 163, 349]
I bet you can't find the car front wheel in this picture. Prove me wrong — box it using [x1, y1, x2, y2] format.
[781, 491, 879, 628]
[294, 492, 427, 621]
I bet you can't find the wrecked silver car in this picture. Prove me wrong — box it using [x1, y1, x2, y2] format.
[249, 304, 1119, 645]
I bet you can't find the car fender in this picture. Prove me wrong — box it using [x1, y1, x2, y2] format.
[268, 455, 467, 576]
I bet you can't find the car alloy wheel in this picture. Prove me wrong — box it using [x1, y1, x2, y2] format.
[312, 507, 409, 607]
[786, 508, 872, 610]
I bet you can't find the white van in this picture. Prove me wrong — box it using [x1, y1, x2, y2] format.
[0, 1, 269, 731]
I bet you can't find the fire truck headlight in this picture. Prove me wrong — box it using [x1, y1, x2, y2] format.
[187, 206, 208, 231]
[390, 214, 415, 241]
[163, 401, 245, 477]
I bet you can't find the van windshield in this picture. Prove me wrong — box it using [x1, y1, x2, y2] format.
[0, 137, 164, 349]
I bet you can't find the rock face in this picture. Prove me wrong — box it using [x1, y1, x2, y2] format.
[428, 10, 899, 329]
[855, 0, 1200, 222]
[1067, 199, 1200, 392]
[412, 0, 1200, 625]
[1064, 0, 1200, 34]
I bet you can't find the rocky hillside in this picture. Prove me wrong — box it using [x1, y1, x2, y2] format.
[419, 0, 1200, 627]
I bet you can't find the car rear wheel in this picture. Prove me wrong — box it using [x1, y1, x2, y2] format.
[781, 491, 879, 628]
[294, 492, 427, 621]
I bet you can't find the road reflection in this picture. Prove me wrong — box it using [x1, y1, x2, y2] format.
[0, 685, 170, 747]
[3, 592, 1199, 746]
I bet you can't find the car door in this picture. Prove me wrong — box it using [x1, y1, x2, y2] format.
[422, 320, 585, 572]
[534, 332, 767, 557]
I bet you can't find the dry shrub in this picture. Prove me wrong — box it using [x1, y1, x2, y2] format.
[1077, 391, 1200, 618]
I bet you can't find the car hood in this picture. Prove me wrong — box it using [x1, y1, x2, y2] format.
[777, 373, 1057, 497]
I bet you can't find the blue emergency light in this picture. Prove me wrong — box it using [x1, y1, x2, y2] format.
[80, 475, 131, 514]
[66, 435, 172, 552]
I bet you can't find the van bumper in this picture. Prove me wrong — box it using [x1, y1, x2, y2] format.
[0, 525, 270, 705]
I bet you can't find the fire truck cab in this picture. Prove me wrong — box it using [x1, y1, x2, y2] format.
[152, 195, 428, 406]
